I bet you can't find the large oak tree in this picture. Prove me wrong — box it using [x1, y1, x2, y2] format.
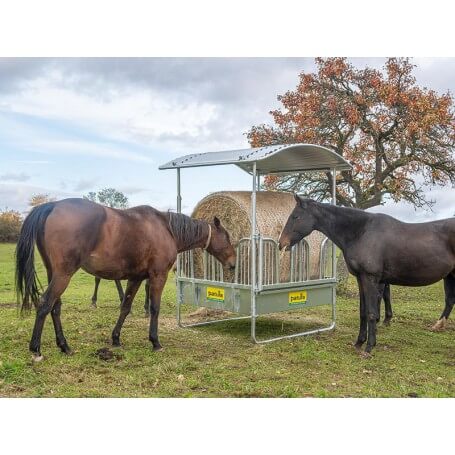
[248, 58, 455, 209]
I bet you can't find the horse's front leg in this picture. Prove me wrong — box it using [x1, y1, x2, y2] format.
[148, 274, 167, 351]
[115, 280, 125, 305]
[144, 280, 150, 317]
[91, 277, 101, 308]
[360, 275, 380, 355]
[354, 276, 367, 350]
[111, 279, 142, 346]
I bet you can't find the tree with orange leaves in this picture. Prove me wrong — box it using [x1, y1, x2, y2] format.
[248, 58, 455, 209]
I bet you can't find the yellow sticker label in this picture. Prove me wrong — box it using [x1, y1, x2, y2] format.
[289, 290, 307, 305]
[207, 287, 225, 302]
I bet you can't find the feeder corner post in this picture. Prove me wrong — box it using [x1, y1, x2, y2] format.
[176, 167, 182, 325]
[331, 167, 337, 325]
[250, 161, 258, 343]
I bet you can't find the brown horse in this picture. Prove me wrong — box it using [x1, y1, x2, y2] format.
[15, 198, 236, 361]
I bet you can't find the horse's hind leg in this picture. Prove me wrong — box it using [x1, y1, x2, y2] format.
[376, 283, 384, 323]
[383, 283, 392, 326]
[51, 297, 71, 354]
[91, 277, 101, 308]
[111, 279, 142, 346]
[432, 273, 455, 331]
[30, 274, 72, 361]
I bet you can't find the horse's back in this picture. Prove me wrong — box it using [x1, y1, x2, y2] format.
[42, 198, 106, 264]
[367, 214, 455, 285]
[83, 204, 175, 279]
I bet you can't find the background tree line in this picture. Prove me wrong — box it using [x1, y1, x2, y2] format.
[0, 188, 128, 242]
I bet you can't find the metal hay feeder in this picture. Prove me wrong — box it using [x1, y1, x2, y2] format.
[159, 143, 352, 344]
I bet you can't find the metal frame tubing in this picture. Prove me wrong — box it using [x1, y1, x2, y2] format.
[175, 165, 338, 341]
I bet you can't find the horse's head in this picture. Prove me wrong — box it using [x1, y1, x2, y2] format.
[207, 217, 236, 270]
[279, 195, 316, 251]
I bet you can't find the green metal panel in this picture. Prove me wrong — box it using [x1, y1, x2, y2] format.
[255, 285, 333, 315]
[179, 279, 335, 316]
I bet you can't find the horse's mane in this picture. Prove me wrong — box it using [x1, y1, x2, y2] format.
[167, 212, 207, 249]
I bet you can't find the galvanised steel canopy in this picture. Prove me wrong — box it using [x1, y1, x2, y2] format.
[159, 143, 352, 174]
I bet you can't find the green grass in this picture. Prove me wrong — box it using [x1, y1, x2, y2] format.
[1, 242, 454, 397]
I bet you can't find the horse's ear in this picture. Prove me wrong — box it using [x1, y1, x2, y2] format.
[294, 194, 304, 207]
[213, 216, 221, 228]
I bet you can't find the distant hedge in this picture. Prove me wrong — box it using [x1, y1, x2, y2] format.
[0, 209, 22, 242]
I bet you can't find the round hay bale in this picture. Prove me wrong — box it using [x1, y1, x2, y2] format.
[191, 191, 325, 282]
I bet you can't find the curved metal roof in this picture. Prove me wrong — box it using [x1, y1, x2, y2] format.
[159, 143, 351, 174]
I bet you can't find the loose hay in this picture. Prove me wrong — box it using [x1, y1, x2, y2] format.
[191, 191, 326, 282]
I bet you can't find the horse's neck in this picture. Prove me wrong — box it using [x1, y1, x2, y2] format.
[312, 203, 368, 252]
[170, 214, 209, 253]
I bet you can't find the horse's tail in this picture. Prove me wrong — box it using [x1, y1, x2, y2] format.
[15, 202, 56, 313]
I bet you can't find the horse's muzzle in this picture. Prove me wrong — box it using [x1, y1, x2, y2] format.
[278, 240, 289, 251]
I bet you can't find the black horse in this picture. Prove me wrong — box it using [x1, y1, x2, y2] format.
[279, 196, 455, 356]
[378, 283, 392, 325]
[91, 277, 152, 316]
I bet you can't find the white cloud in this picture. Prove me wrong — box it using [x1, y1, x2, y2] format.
[1, 78, 220, 151]
[0, 183, 72, 213]
[0, 171, 30, 182]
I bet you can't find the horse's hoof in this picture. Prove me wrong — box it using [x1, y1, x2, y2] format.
[59, 345, 73, 355]
[431, 317, 446, 331]
[152, 345, 163, 352]
[32, 354, 44, 363]
[383, 319, 391, 327]
[352, 342, 363, 351]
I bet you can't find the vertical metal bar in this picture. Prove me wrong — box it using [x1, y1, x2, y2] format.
[251, 162, 257, 342]
[275, 241, 279, 284]
[177, 168, 182, 213]
[176, 168, 182, 325]
[331, 168, 337, 324]
[258, 236, 263, 291]
[331, 168, 337, 279]
[290, 247, 295, 282]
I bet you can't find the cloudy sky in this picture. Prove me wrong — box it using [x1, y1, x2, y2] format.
[1, 57, 454, 220]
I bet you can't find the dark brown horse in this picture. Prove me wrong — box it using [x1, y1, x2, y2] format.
[15, 198, 236, 361]
[90, 277, 151, 317]
[279, 195, 455, 356]
[91, 277, 125, 307]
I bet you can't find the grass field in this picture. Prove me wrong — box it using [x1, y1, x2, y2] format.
[0, 242, 454, 397]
